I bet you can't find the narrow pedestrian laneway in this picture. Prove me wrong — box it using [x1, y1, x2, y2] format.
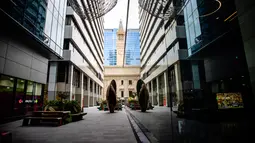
[0, 107, 137, 143]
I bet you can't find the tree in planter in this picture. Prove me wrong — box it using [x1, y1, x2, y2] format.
[57, 92, 69, 111]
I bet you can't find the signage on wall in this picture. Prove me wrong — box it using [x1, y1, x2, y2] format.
[18, 99, 38, 104]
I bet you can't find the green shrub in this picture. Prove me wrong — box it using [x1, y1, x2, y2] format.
[44, 100, 81, 114]
[64, 100, 81, 114]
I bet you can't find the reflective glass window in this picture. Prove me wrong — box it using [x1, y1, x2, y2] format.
[44, 9, 53, 36]
[48, 0, 54, 12]
[0, 75, 14, 117]
[34, 83, 43, 111]
[51, 17, 58, 42]
[25, 81, 34, 113]
[14, 79, 25, 116]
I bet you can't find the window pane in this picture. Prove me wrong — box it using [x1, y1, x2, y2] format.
[51, 17, 58, 42]
[44, 10, 53, 36]
[14, 79, 25, 116]
[25, 81, 34, 113]
[189, 23, 196, 46]
[34, 83, 43, 111]
[0, 75, 14, 117]
[47, 0, 54, 12]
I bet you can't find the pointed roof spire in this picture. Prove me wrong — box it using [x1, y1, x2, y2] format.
[119, 19, 123, 31]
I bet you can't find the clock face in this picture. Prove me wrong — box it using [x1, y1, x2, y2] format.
[118, 51, 123, 55]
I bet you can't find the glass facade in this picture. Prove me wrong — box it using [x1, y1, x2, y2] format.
[104, 29, 140, 66]
[184, 0, 201, 56]
[0, 74, 44, 119]
[104, 29, 117, 65]
[0, 0, 66, 57]
[125, 29, 140, 65]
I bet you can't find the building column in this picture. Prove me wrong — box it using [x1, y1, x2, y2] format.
[164, 70, 169, 107]
[151, 81, 154, 105]
[80, 72, 84, 108]
[92, 80, 95, 106]
[68, 64, 73, 101]
[156, 77, 159, 106]
[88, 77, 90, 107]
[47, 62, 58, 101]
[175, 63, 183, 104]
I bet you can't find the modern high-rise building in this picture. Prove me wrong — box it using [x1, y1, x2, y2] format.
[182, 0, 254, 114]
[0, 0, 67, 121]
[139, 0, 191, 108]
[104, 29, 117, 66]
[47, 1, 104, 108]
[125, 29, 140, 65]
[104, 20, 140, 66]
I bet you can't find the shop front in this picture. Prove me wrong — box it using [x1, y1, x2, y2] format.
[0, 74, 44, 123]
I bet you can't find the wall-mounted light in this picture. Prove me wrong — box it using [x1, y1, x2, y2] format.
[199, 0, 222, 18]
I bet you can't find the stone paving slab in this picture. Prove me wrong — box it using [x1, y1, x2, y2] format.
[0, 107, 137, 143]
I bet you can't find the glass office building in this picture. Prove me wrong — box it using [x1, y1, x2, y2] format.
[104, 29, 140, 66]
[0, 0, 66, 121]
[104, 29, 117, 66]
[125, 29, 140, 65]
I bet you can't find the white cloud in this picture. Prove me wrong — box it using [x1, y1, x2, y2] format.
[104, 0, 139, 29]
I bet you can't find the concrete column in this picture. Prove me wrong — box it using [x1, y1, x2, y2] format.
[88, 77, 90, 107]
[151, 81, 154, 105]
[164, 71, 169, 107]
[92, 80, 95, 106]
[68, 64, 73, 101]
[80, 72, 84, 108]
[156, 77, 159, 106]
[47, 62, 57, 100]
[235, 0, 255, 102]
[175, 63, 183, 103]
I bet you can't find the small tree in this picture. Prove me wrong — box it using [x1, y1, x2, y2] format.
[57, 92, 68, 110]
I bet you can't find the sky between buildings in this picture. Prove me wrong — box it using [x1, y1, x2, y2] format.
[104, 0, 140, 29]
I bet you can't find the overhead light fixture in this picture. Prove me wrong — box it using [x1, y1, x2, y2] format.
[67, 0, 118, 21]
[199, 0, 222, 18]
[224, 11, 237, 22]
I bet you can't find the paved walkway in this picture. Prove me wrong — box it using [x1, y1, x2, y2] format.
[126, 106, 175, 143]
[0, 107, 137, 143]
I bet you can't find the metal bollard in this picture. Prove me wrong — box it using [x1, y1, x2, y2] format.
[0, 131, 12, 143]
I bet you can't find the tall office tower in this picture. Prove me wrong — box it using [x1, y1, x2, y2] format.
[104, 20, 140, 66]
[139, 0, 191, 108]
[125, 29, 140, 65]
[104, 29, 118, 66]
[183, 0, 254, 113]
[0, 0, 67, 121]
[47, 1, 104, 108]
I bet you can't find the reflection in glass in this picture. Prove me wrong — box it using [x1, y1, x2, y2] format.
[0, 75, 14, 117]
[26, 81, 34, 114]
[14, 79, 25, 116]
[34, 83, 43, 111]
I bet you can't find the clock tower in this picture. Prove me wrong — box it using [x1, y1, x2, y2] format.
[116, 19, 125, 66]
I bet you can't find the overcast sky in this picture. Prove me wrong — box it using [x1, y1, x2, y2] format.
[104, 0, 139, 29]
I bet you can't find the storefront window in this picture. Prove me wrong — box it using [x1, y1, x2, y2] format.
[0, 75, 14, 118]
[34, 83, 43, 111]
[13, 79, 26, 116]
[25, 81, 34, 114]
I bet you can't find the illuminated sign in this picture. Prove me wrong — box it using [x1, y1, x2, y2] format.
[18, 99, 38, 104]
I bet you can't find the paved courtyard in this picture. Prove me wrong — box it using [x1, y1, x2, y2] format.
[0, 107, 137, 143]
